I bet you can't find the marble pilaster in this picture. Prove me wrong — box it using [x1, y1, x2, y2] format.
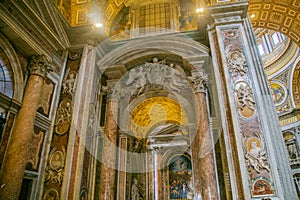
[0, 55, 53, 199]
[190, 69, 218, 200]
[99, 80, 120, 200]
[117, 132, 128, 200]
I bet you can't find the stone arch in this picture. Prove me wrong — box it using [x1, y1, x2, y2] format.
[96, 35, 209, 136]
[96, 34, 209, 68]
[0, 33, 24, 102]
[248, 1, 300, 46]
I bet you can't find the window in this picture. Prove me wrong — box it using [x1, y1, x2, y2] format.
[271, 32, 282, 46]
[139, 3, 170, 35]
[0, 49, 14, 98]
[258, 44, 265, 56]
[284, 132, 300, 164]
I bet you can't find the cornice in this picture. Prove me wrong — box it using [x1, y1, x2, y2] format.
[0, 0, 68, 63]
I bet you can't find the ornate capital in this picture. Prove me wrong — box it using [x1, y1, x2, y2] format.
[101, 80, 121, 102]
[188, 69, 208, 93]
[28, 54, 54, 77]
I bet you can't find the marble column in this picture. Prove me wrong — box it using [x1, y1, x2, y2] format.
[99, 80, 120, 200]
[190, 69, 218, 200]
[0, 55, 53, 199]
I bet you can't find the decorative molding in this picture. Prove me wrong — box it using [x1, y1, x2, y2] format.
[188, 69, 208, 93]
[28, 55, 54, 78]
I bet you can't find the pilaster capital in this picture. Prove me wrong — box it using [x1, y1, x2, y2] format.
[101, 80, 121, 102]
[188, 69, 208, 94]
[28, 54, 54, 78]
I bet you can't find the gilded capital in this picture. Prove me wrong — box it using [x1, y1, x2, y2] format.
[188, 69, 208, 93]
[28, 54, 54, 77]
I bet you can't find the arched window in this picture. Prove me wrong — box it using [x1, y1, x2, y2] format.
[293, 173, 300, 197]
[255, 28, 287, 58]
[283, 132, 300, 164]
[0, 48, 14, 98]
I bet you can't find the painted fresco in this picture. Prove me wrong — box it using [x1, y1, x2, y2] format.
[168, 154, 193, 199]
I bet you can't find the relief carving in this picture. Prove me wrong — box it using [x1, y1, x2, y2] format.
[244, 132, 270, 174]
[234, 81, 256, 118]
[43, 188, 59, 200]
[44, 147, 66, 185]
[124, 58, 188, 97]
[55, 98, 72, 135]
[227, 50, 247, 77]
[62, 68, 77, 96]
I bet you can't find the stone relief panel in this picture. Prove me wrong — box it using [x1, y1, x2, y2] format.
[221, 27, 276, 197]
[234, 81, 256, 118]
[44, 147, 66, 185]
[55, 98, 73, 135]
[244, 132, 270, 174]
[43, 49, 83, 197]
[120, 57, 193, 102]
[62, 68, 78, 96]
[43, 188, 59, 200]
[225, 47, 247, 77]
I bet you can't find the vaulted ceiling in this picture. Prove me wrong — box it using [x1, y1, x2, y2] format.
[59, 0, 299, 46]
[248, 0, 300, 46]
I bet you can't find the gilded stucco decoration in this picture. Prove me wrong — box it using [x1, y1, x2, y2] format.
[54, 0, 300, 45]
[130, 97, 188, 138]
[55, 98, 73, 135]
[292, 61, 300, 108]
[43, 188, 60, 200]
[248, 0, 300, 45]
[44, 147, 66, 185]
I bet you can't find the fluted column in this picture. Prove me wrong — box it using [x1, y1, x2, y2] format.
[0, 55, 53, 199]
[190, 69, 217, 200]
[99, 80, 120, 200]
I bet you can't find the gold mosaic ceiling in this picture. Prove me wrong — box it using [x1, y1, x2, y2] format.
[56, 0, 299, 45]
[248, 0, 300, 46]
[130, 97, 188, 138]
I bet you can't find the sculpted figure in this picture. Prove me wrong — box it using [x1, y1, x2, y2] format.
[131, 178, 140, 200]
[228, 51, 247, 76]
[126, 67, 147, 96]
[235, 84, 255, 111]
[245, 141, 270, 173]
[62, 69, 77, 95]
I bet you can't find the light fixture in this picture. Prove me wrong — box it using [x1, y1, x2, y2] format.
[94, 23, 103, 28]
[196, 8, 204, 13]
[250, 14, 256, 19]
